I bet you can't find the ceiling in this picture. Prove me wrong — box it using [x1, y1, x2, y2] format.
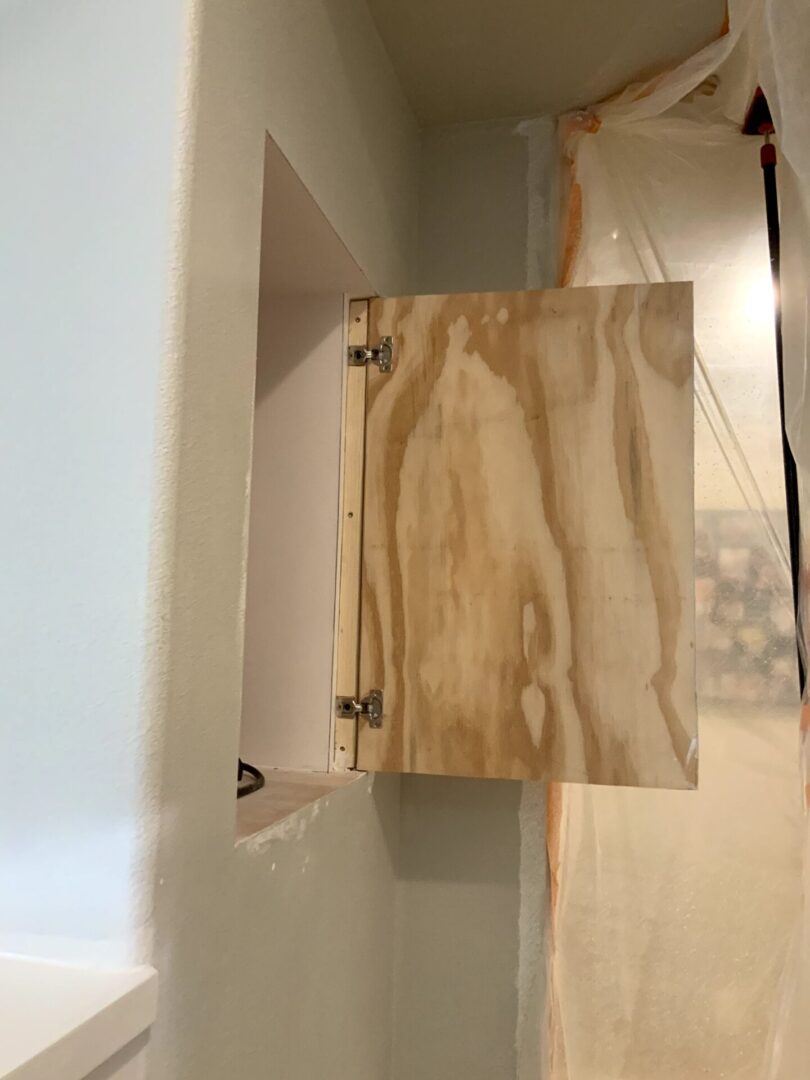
[366, 0, 727, 127]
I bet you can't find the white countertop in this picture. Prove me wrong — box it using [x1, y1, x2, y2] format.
[0, 955, 157, 1080]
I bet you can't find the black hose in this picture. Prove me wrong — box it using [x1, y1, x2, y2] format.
[760, 139, 806, 696]
[237, 758, 265, 799]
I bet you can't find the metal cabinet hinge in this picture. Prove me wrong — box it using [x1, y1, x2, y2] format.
[347, 336, 394, 373]
[335, 689, 384, 728]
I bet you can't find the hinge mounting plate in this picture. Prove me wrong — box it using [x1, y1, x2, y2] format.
[347, 336, 394, 373]
[335, 689, 384, 728]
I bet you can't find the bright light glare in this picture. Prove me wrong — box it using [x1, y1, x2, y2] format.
[743, 272, 776, 330]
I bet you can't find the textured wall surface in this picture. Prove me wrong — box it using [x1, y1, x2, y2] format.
[0, 0, 185, 964]
[149, 773, 400, 1079]
[1, 1, 554, 1072]
[146, 90, 550, 1079]
[142, 0, 419, 1076]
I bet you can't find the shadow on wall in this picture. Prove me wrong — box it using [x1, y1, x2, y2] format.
[254, 293, 344, 402]
[399, 774, 524, 882]
[392, 775, 526, 1080]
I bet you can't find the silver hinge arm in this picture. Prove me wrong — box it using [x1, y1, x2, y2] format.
[347, 336, 394, 373]
[335, 689, 384, 729]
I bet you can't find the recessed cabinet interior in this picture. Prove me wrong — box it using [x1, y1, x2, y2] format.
[239, 139, 696, 800]
[335, 285, 697, 789]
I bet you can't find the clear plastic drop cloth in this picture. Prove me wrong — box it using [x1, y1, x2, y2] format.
[527, 2, 810, 1076]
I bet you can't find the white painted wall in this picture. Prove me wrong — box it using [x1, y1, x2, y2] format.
[393, 779, 549, 1080]
[2, 3, 553, 1076]
[418, 117, 559, 296]
[142, 0, 419, 1077]
[418, 121, 530, 294]
[0, 0, 185, 964]
[0, 0, 416, 1071]
[393, 779, 524, 1080]
[228, 774, 400, 1079]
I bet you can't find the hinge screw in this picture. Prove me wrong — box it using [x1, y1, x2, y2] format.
[335, 689, 384, 728]
[347, 337, 393, 373]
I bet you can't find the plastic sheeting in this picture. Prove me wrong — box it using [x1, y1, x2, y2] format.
[536, 2, 810, 1076]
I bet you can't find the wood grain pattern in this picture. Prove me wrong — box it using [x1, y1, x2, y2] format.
[356, 284, 696, 787]
[332, 300, 369, 770]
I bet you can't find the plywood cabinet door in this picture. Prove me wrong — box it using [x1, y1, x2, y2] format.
[348, 284, 696, 788]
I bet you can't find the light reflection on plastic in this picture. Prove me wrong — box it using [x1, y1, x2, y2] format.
[743, 271, 776, 331]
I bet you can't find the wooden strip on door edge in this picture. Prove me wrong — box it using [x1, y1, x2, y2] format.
[331, 298, 369, 770]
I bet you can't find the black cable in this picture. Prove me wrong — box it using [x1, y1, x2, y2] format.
[237, 757, 265, 799]
[760, 137, 806, 696]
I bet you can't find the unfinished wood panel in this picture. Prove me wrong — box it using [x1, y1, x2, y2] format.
[357, 284, 696, 788]
[332, 300, 369, 770]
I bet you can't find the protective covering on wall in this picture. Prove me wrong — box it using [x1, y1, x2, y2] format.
[531, 1, 810, 1076]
